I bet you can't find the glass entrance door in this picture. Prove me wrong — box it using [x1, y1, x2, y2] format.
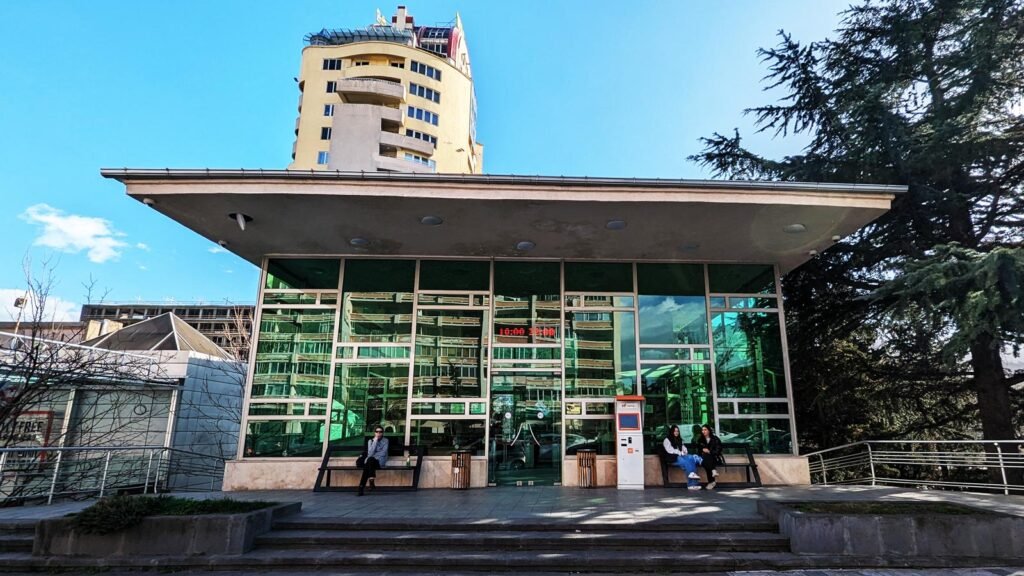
[488, 372, 562, 486]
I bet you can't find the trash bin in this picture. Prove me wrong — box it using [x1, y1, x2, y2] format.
[577, 449, 597, 488]
[451, 450, 472, 489]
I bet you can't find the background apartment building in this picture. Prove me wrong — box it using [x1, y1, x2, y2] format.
[290, 6, 483, 174]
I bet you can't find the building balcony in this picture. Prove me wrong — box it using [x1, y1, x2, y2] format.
[379, 131, 435, 156]
[375, 155, 434, 173]
[335, 77, 404, 105]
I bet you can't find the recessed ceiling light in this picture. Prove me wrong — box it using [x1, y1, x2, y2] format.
[419, 215, 444, 226]
[217, 240, 229, 248]
[349, 237, 370, 247]
[142, 198, 156, 206]
[783, 223, 807, 234]
[831, 235, 842, 242]
[678, 242, 700, 251]
[808, 249, 819, 256]
[514, 240, 535, 251]
[605, 219, 627, 230]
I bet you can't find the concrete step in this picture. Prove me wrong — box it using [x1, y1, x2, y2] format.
[0, 536, 32, 553]
[255, 528, 791, 552]
[272, 517, 780, 533]
[0, 548, 1013, 573]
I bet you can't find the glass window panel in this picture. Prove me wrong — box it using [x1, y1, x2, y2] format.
[243, 420, 325, 458]
[418, 260, 490, 291]
[414, 310, 487, 398]
[411, 402, 466, 415]
[638, 296, 708, 345]
[320, 294, 338, 305]
[641, 363, 713, 452]
[470, 402, 486, 415]
[585, 402, 612, 415]
[737, 402, 790, 414]
[309, 403, 327, 416]
[710, 297, 727, 309]
[565, 402, 583, 416]
[245, 402, 303, 416]
[340, 296, 413, 344]
[419, 294, 470, 306]
[718, 402, 735, 415]
[639, 348, 690, 361]
[329, 363, 409, 447]
[712, 312, 786, 398]
[708, 264, 776, 294]
[262, 293, 318, 305]
[636, 263, 704, 296]
[718, 418, 792, 454]
[343, 259, 415, 292]
[728, 297, 777, 309]
[494, 261, 561, 344]
[492, 347, 560, 360]
[356, 347, 410, 359]
[564, 262, 633, 292]
[411, 419, 486, 455]
[692, 348, 711, 361]
[565, 419, 615, 455]
[565, 311, 637, 397]
[252, 309, 335, 399]
[265, 259, 340, 290]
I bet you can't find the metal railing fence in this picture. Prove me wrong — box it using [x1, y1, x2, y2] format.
[805, 440, 1024, 495]
[0, 445, 227, 505]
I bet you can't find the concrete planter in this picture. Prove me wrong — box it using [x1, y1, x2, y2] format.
[34, 501, 300, 557]
[758, 500, 1024, 559]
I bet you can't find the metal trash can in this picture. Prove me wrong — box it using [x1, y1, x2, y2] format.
[451, 450, 472, 489]
[577, 449, 597, 488]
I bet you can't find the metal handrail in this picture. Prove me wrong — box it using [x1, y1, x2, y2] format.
[804, 440, 1024, 495]
[0, 445, 228, 505]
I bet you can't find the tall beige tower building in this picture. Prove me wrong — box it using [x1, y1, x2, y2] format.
[290, 6, 483, 174]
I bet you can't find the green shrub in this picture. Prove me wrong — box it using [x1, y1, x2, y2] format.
[71, 496, 275, 534]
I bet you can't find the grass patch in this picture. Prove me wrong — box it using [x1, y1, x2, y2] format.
[791, 501, 991, 515]
[72, 495, 275, 534]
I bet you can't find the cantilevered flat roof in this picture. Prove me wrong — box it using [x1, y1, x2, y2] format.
[101, 169, 903, 273]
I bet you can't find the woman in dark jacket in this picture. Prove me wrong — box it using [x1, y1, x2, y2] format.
[696, 424, 723, 489]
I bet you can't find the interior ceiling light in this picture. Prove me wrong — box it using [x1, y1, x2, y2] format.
[228, 213, 253, 232]
[419, 215, 444, 226]
[783, 223, 807, 234]
[605, 219, 627, 230]
[349, 237, 371, 247]
[514, 240, 536, 251]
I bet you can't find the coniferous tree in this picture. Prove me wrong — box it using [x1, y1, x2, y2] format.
[691, 0, 1024, 458]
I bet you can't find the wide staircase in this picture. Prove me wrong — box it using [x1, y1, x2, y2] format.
[240, 515, 795, 573]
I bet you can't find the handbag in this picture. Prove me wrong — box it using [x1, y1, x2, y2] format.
[355, 454, 366, 468]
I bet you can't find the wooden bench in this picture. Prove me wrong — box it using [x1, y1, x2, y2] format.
[658, 442, 761, 488]
[313, 438, 426, 492]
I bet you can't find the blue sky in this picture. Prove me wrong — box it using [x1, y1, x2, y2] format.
[0, 1, 848, 321]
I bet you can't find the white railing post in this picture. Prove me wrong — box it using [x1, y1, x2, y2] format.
[994, 443, 1008, 496]
[98, 451, 112, 498]
[143, 450, 155, 494]
[866, 443, 876, 486]
[0, 452, 7, 476]
[46, 450, 63, 505]
[819, 453, 828, 485]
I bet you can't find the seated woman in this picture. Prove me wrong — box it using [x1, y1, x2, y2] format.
[358, 426, 389, 496]
[663, 425, 702, 490]
[695, 424, 723, 490]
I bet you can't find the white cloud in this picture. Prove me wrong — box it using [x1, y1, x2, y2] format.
[223, 268, 234, 274]
[136, 242, 150, 251]
[208, 246, 228, 254]
[138, 264, 149, 271]
[20, 204, 127, 263]
[0, 288, 79, 322]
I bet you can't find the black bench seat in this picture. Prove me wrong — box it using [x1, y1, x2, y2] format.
[658, 442, 762, 488]
[313, 439, 426, 492]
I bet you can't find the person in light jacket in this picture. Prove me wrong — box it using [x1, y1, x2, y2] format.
[663, 425, 702, 490]
[358, 426, 389, 496]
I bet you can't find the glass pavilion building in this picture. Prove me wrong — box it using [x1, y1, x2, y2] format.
[101, 169, 900, 488]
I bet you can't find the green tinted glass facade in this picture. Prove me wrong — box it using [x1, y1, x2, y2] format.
[242, 259, 795, 464]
